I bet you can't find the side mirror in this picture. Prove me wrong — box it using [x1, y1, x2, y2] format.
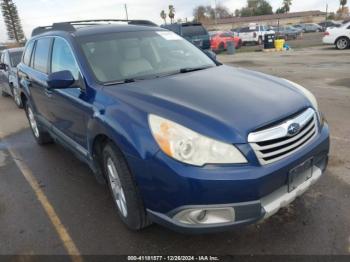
[47, 70, 75, 90]
[203, 49, 217, 61]
[0, 63, 6, 70]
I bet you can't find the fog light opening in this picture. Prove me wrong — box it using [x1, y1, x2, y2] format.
[173, 207, 235, 225]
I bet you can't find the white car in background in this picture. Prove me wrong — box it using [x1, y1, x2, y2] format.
[237, 23, 275, 45]
[323, 22, 350, 50]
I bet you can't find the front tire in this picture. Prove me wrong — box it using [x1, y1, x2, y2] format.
[257, 36, 263, 45]
[25, 102, 53, 145]
[103, 142, 150, 230]
[336, 37, 349, 50]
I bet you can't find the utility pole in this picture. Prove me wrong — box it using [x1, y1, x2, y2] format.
[124, 3, 128, 21]
[214, 0, 217, 25]
[325, 2, 328, 21]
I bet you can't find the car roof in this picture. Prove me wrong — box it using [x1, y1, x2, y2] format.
[30, 20, 161, 39]
[30, 24, 166, 41]
[73, 24, 164, 37]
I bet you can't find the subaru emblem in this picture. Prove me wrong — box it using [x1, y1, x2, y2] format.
[287, 123, 300, 136]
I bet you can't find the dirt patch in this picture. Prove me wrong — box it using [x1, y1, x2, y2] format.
[328, 155, 346, 167]
[329, 78, 350, 88]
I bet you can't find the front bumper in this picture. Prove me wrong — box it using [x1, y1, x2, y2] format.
[127, 124, 329, 233]
[147, 157, 327, 233]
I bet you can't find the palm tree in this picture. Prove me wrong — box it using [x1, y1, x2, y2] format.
[282, 0, 292, 13]
[160, 10, 167, 24]
[340, 0, 347, 12]
[168, 5, 175, 24]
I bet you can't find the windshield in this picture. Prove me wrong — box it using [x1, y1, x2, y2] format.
[79, 30, 215, 83]
[10, 51, 23, 67]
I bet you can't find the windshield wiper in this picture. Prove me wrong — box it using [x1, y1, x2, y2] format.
[179, 66, 213, 73]
[103, 78, 136, 86]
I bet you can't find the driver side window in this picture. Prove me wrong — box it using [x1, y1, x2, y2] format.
[51, 38, 80, 80]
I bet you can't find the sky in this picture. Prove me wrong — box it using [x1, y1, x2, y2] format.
[0, 0, 342, 42]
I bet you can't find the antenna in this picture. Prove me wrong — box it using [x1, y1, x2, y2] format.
[124, 4, 129, 21]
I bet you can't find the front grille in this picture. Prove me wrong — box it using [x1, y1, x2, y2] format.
[248, 108, 318, 165]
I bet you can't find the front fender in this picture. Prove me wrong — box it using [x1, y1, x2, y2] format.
[87, 105, 159, 161]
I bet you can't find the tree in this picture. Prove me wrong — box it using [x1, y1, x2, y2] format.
[215, 5, 231, 18]
[340, 0, 347, 12]
[160, 10, 167, 24]
[193, 4, 231, 23]
[327, 12, 336, 20]
[275, 0, 292, 14]
[336, 0, 349, 18]
[282, 0, 292, 13]
[193, 5, 207, 22]
[234, 9, 240, 17]
[336, 5, 349, 19]
[168, 5, 175, 24]
[1, 0, 25, 43]
[236, 0, 273, 17]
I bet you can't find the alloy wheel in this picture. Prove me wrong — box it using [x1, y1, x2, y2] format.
[27, 107, 39, 138]
[107, 157, 128, 218]
[337, 38, 348, 50]
[13, 88, 21, 107]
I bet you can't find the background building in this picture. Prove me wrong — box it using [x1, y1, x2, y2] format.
[205, 10, 326, 31]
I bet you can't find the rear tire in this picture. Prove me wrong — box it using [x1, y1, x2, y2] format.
[335, 37, 349, 50]
[24, 102, 53, 145]
[12, 85, 23, 108]
[103, 142, 151, 230]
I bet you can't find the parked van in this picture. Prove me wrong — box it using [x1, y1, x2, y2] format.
[161, 22, 211, 50]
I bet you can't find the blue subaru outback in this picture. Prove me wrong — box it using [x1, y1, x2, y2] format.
[18, 20, 329, 233]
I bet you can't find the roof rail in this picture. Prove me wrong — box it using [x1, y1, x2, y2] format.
[31, 19, 158, 37]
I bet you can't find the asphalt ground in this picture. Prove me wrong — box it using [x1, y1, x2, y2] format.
[0, 46, 349, 256]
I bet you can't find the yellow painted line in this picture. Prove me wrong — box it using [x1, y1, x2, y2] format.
[7, 148, 82, 262]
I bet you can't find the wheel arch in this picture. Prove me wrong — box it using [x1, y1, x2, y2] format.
[334, 35, 350, 45]
[87, 112, 159, 165]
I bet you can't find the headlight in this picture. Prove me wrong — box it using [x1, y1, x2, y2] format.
[284, 79, 323, 124]
[148, 114, 247, 166]
[284, 79, 318, 111]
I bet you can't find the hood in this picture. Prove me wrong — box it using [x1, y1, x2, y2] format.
[103, 65, 311, 143]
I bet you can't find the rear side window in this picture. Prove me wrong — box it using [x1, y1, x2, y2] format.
[23, 41, 35, 66]
[182, 25, 207, 37]
[4, 52, 10, 65]
[10, 51, 23, 67]
[33, 38, 51, 73]
[240, 27, 255, 33]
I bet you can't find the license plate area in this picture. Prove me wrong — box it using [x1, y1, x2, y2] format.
[288, 158, 313, 192]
